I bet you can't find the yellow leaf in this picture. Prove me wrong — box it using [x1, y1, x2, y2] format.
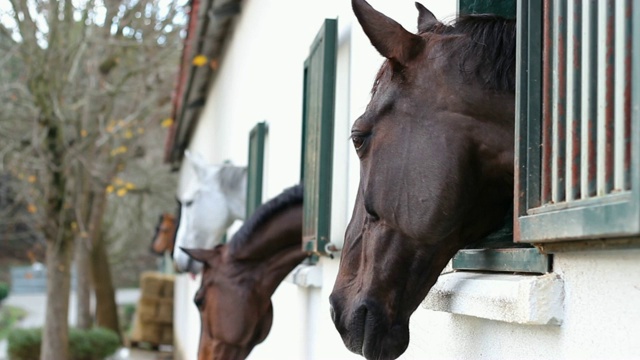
[116, 188, 127, 197]
[27, 204, 37, 214]
[192, 54, 208, 67]
[124, 130, 133, 139]
[81, 129, 88, 137]
[137, 127, 145, 134]
[110, 146, 127, 156]
[161, 118, 173, 128]
[106, 125, 115, 133]
[27, 175, 36, 183]
[125, 182, 135, 190]
[106, 185, 115, 193]
[114, 178, 124, 185]
[71, 222, 78, 230]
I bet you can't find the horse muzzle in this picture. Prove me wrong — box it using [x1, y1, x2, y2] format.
[329, 295, 409, 360]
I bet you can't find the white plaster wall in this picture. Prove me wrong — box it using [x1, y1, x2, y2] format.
[175, 1, 640, 360]
[403, 249, 640, 360]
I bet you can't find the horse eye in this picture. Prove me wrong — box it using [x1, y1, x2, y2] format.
[351, 134, 366, 151]
[194, 293, 205, 308]
[185, 200, 194, 207]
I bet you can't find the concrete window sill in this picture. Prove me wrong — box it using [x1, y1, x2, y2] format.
[285, 264, 323, 288]
[422, 271, 564, 325]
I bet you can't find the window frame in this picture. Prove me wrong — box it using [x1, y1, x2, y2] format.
[246, 121, 268, 218]
[300, 18, 338, 260]
[514, 0, 640, 244]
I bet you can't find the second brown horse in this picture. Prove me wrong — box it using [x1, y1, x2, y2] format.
[184, 184, 306, 360]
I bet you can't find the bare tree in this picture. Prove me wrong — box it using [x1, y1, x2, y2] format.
[0, 1, 186, 358]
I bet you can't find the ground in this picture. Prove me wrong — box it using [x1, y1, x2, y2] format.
[0, 289, 173, 360]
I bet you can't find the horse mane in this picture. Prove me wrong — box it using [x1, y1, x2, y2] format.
[432, 14, 517, 92]
[228, 183, 303, 257]
[217, 165, 247, 193]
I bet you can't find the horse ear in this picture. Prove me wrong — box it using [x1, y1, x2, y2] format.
[185, 150, 212, 182]
[181, 247, 216, 263]
[352, 0, 424, 66]
[415, 2, 438, 33]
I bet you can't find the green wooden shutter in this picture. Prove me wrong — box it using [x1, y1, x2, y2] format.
[515, 0, 640, 244]
[301, 19, 337, 258]
[246, 121, 268, 218]
[459, 0, 516, 18]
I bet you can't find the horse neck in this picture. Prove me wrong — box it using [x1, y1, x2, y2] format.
[233, 204, 305, 294]
[259, 244, 307, 296]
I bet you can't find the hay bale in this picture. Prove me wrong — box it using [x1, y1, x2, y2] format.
[129, 272, 175, 346]
[156, 298, 174, 324]
[160, 325, 173, 344]
[161, 276, 175, 298]
[140, 323, 162, 344]
[140, 272, 165, 297]
[138, 296, 160, 322]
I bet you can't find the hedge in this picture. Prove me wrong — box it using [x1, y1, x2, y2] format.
[0, 283, 9, 303]
[8, 327, 120, 360]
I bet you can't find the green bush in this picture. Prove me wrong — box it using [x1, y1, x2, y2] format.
[0, 306, 27, 340]
[8, 327, 121, 360]
[0, 282, 9, 303]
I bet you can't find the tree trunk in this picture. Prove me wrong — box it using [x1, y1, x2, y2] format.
[90, 237, 122, 341]
[75, 236, 92, 329]
[41, 237, 74, 360]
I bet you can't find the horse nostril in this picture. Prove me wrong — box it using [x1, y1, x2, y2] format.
[329, 294, 344, 325]
[364, 203, 380, 222]
[367, 211, 380, 222]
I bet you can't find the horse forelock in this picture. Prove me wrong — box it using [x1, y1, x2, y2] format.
[228, 184, 303, 258]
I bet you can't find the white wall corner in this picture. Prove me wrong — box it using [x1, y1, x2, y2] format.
[285, 264, 323, 288]
[422, 272, 564, 325]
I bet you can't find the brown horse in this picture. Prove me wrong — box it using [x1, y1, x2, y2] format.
[329, 1, 516, 359]
[151, 212, 178, 255]
[184, 184, 307, 360]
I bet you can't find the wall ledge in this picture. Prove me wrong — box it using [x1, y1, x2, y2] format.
[422, 272, 564, 325]
[285, 264, 323, 288]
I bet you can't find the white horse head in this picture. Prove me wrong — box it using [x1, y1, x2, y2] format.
[173, 150, 247, 274]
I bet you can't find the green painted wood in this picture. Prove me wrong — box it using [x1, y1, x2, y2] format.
[524, 0, 543, 212]
[452, 248, 550, 274]
[515, 0, 640, 244]
[301, 19, 337, 258]
[246, 121, 268, 218]
[459, 0, 516, 18]
[632, 0, 640, 231]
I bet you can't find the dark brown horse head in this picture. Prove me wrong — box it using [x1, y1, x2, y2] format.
[150, 213, 177, 255]
[329, 1, 516, 359]
[184, 184, 307, 360]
